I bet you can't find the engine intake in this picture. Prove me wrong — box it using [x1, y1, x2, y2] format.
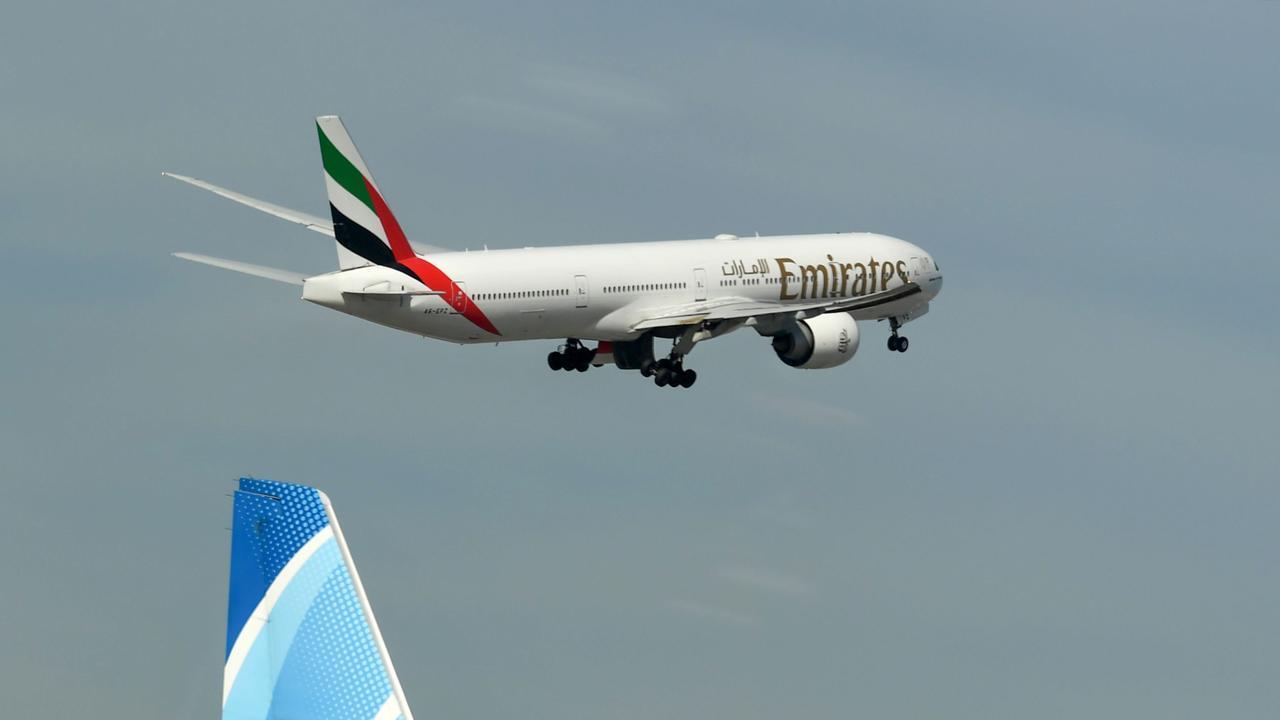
[772, 313, 860, 369]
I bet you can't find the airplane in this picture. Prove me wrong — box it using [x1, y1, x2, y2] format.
[169, 116, 943, 388]
[222, 478, 414, 720]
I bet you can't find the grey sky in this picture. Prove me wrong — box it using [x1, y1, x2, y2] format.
[2, 1, 1278, 718]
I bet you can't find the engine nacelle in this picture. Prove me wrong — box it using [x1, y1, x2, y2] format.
[771, 313, 860, 369]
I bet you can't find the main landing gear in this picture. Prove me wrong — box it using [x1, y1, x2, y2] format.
[548, 336, 699, 389]
[547, 340, 595, 372]
[887, 317, 909, 353]
[641, 355, 697, 389]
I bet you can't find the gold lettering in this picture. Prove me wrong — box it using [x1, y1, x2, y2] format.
[776, 257, 798, 300]
[800, 264, 829, 299]
[840, 263, 854, 297]
[881, 262, 895, 291]
[852, 263, 867, 296]
[868, 257, 880, 293]
[896, 260, 910, 286]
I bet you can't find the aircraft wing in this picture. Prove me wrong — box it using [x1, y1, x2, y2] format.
[628, 282, 923, 331]
[628, 297, 822, 330]
[824, 282, 923, 312]
[162, 172, 451, 255]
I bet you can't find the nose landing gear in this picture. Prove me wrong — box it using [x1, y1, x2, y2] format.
[887, 317, 909, 353]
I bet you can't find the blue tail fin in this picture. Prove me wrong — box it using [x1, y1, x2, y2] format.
[223, 478, 414, 720]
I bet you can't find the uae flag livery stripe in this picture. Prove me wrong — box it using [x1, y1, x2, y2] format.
[317, 118, 499, 336]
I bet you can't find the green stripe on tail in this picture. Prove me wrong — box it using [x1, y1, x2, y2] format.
[317, 123, 374, 211]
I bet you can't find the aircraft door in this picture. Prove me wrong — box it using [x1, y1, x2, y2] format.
[914, 256, 932, 279]
[909, 257, 920, 279]
[574, 275, 589, 308]
[693, 268, 707, 301]
[450, 281, 468, 314]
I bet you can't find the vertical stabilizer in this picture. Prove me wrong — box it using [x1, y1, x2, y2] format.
[316, 115, 417, 270]
[223, 478, 414, 720]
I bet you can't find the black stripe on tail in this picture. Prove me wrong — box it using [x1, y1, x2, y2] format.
[329, 203, 396, 267]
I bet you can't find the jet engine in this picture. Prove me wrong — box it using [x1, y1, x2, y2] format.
[771, 313, 860, 369]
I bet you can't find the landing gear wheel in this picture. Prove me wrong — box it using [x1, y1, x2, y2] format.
[650, 351, 693, 388]
[896, 336, 909, 353]
[547, 352, 563, 371]
[575, 352, 592, 372]
[887, 336, 900, 352]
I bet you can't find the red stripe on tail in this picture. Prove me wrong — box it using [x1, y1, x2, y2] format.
[362, 179, 500, 336]
[363, 179, 416, 262]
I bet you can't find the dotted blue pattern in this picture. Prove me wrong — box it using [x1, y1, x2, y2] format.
[267, 566, 394, 719]
[224, 477, 400, 720]
[226, 478, 329, 659]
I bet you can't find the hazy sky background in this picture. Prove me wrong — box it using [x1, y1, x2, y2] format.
[2, 2, 1278, 718]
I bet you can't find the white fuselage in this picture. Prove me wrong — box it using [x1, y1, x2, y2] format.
[301, 232, 943, 344]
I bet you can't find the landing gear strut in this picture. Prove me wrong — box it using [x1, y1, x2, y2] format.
[887, 318, 909, 353]
[547, 339, 595, 372]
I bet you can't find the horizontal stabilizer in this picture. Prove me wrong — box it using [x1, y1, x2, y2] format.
[173, 252, 307, 285]
[163, 172, 336, 237]
[164, 170, 451, 255]
[343, 289, 445, 298]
